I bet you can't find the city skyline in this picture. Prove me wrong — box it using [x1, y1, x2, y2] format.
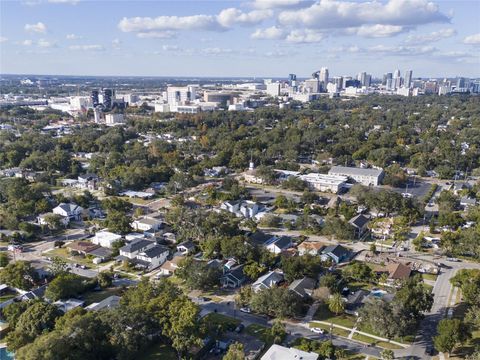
[0, 0, 479, 78]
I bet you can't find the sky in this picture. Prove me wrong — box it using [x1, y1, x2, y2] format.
[0, 0, 479, 78]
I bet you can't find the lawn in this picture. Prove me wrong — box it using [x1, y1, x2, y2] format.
[313, 303, 356, 328]
[139, 342, 177, 360]
[375, 341, 404, 350]
[82, 287, 124, 305]
[201, 313, 240, 334]
[43, 247, 93, 267]
[0, 293, 16, 303]
[421, 273, 438, 282]
[309, 322, 351, 338]
[352, 333, 376, 344]
[245, 324, 275, 344]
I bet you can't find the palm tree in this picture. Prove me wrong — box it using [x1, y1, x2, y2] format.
[328, 293, 345, 315]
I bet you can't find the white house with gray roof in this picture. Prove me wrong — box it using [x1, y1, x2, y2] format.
[252, 270, 284, 293]
[53, 203, 83, 221]
[328, 166, 384, 186]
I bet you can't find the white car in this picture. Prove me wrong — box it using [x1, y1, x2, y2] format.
[311, 327, 325, 334]
[239, 307, 251, 313]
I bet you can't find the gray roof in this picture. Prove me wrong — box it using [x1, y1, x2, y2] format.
[120, 239, 153, 253]
[87, 246, 113, 258]
[322, 244, 351, 258]
[329, 166, 383, 177]
[289, 277, 316, 297]
[141, 245, 169, 259]
[56, 202, 83, 214]
[271, 236, 292, 249]
[87, 295, 121, 311]
[253, 271, 284, 289]
[349, 214, 369, 228]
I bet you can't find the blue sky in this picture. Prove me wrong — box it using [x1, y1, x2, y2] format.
[0, 0, 479, 78]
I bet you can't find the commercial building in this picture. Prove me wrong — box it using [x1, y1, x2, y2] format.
[203, 91, 234, 104]
[166, 85, 197, 105]
[266, 82, 281, 97]
[299, 173, 348, 193]
[105, 113, 125, 125]
[328, 166, 384, 186]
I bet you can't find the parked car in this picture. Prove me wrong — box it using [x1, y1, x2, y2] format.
[425, 345, 435, 355]
[311, 327, 325, 334]
[239, 307, 251, 313]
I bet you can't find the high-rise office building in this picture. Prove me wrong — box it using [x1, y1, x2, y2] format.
[404, 70, 413, 88]
[333, 76, 343, 90]
[319, 67, 329, 84]
[167, 85, 197, 105]
[393, 69, 401, 89]
[91, 90, 99, 107]
[289, 74, 297, 91]
[359, 72, 370, 87]
[103, 89, 113, 110]
[383, 73, 393, 86]
[304, 78, 320, 93]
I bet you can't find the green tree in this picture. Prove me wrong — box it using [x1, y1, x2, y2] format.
[223, 342, 245, 360]
[0, 261, 38, 290]
[45, 273, 86, 301]
[434, 319, 471, 356]
[97, 271, 113, 288]
[176, 257, 221, 290]
[380, 349, 395, 360]
[328, 293, 345, 315]
[48, 257, 68, 276]
[270, 320, 286, 344]
[0, 252, 9, 267]
[105, 211, 132, 235]
[6, 301, 62, 351]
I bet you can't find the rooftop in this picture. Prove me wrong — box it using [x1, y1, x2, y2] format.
[329, 165, 384, 177]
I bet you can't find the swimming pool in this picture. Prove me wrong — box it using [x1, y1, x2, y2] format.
[0, 347, 14, 360]
[370, 289, 388, 298]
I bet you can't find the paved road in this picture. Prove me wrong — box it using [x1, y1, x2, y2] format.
[199, 301, 382, 358]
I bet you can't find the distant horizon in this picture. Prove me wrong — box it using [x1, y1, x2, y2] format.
[1, 72, 478, 81]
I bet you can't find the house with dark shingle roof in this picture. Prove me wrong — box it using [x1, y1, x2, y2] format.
[320, 244, 352, 264]
[221, 265, 246, 288]
[348, 214, 370, 238]
[289, 277, 316, 298]
[252, 270, 284, 293]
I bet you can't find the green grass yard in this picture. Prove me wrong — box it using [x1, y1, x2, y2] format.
[313, 303, 357, 328]
[82, 287, 124, 305]
[139, 342, 177, 360]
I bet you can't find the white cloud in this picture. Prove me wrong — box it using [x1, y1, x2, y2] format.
[118, 15, 219, 33]
[217, 8, 272, 27]
[136, 31, 177, 39]
[66, 33, 82, 40]
[25, 22, 47, 34]
[405, 28, 456, 43]
[38, 39, 56, 48]
[347, 24, 406, 38]
[119, 7, 272, 35]
[22, 39, 33, 46]
[286, 29, 324, 43]
[252, 0, 313, 10]
[251, 26, 285, 39]
[263, 48, 298, 57]
[278, 0, 450, 29]
[69, 44, 105, 51]
[0, 37, 8, 43]
[463, 33, 480, 45]
[367, 44, 437, 56]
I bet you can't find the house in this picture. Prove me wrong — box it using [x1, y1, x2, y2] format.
[87, 246, 113, 261]
[67, 240, 101, 256]
[252, 271, 284, 293]
[85, 295, 121, 311]
[119, 239, 155, 259]
[328, 166, 384, 186]
[220, 200, 241, 213]
[265, 236, 292, 254]
[348, 214, 370, 238]
[289, 277, 316, 298]
[158, 255, 183, 276]
[176, 241, 196, 255]
[386, 263, 411, 281]
[221, 265, 246, 288]
[320, 245, 352, 264]
[261, 344, 318, 360]
[78, 173, 99, 190]
[135, 245, 169, 270]
[239, 201, 259, 218]
[131, 217, 163, 232]
[345, 289, 369, 315]
[248, 231, 277, 247]
[460, 196, 477, 209]
[52, 203, 84, 221]
[37, 213, 69, 227]
[91, 230, 122, 248]
[54, 298, 85, 313]
[297, 241, 325, 256]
